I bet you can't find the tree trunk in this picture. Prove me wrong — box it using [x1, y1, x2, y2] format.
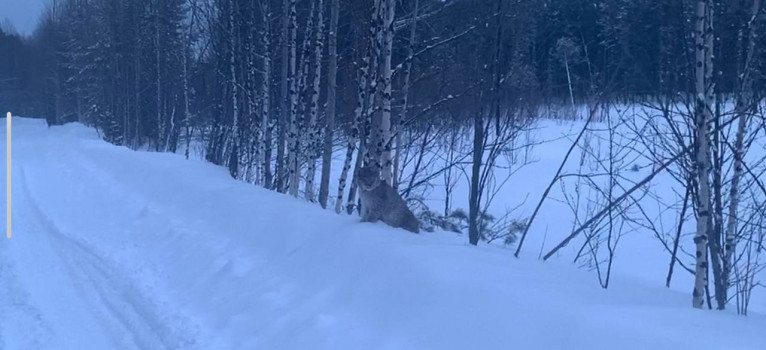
[260, 0, 273, 188]
[564, 55, 575, 112]
[227, 0, 240, 179]
[337, 44, 371, 214]
[378, 0, 396, 185]
[365, 0, 383, 171]
[275, 0, 290, 193]
[393, 0, 418, 190]
[292, 0, 316, 199]
[469, 110, 483, 246]
[182, 3, 195, 160]
[320, 0, 340, 209]
[305, 0, 325, 202]
[692, 0, 712, 309]
[156, 2, 163, 151]
[347, 113, 369, 214]
[246, 0, 260, 184]
[704, 0, 727, 311]
[286, 0, 299, 197]
[724, 0, 760, 309]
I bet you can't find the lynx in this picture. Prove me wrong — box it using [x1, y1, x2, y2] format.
[356, 166, 420, 233]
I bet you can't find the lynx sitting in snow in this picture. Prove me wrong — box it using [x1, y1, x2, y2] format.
[356, 166, 420, 233]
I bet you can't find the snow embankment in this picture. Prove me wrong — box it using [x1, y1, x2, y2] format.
[3, 118, 764, 349]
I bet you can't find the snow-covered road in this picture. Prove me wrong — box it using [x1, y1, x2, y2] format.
[1, 119, 199, 349]
[1, 118, 764, 350]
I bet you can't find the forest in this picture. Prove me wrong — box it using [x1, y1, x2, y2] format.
[1, 0, 766, 313]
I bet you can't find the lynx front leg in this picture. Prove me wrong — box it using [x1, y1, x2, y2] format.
[360, 202, 372, 222]
[360, 203, 380, 223]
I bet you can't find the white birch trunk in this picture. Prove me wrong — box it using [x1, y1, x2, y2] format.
[347, 51, 375, 214]
[319, 0, 339, 208]
[276, 0, 290, 192]
[725, 0, 760, 303]
[564, 55, 575, 112]
[364, 0, 382, 168]
[291, 0, 316, 198]
[260, 0, 272, 188]
[704, 0, 727, 311]
[393, 0, 418, 190]
[228, 0, 240, 179]
[287, 0, 299, 196]
[349, 2, 381, 213]
[247, 1, 260, 184]
[336, 50, 370, 214]
[182, 3, 194, 160]
[156, 3, 163, 150]
[305, 0, 324, 202]
[347, 114, 369, 214]
[378, 0, 396, 186]
[165, 103, 176, 152]
[692, 0, 712, 309]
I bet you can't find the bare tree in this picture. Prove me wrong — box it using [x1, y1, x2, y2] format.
[692, 0, 713, 309]
[286, 0, 299, 197]
[724, 0, 761, 304]
[305, 0, 325, 202]
[275, 0, 290, 193]
[319, 0, 340, 208]
[259, 0, 273, 188]
[392, 0, 418, 189]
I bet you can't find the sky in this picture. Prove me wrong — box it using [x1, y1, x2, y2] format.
[1, 0, 47, 36]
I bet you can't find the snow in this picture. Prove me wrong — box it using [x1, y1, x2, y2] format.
[1, 117, 765, 349]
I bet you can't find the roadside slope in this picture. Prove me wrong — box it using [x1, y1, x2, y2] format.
[2, 118, 764, 349]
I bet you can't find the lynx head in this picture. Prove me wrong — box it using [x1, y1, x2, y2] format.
[357, 166, 381, 191]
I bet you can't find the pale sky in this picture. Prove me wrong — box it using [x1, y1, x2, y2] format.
[1, 0, 48, 36]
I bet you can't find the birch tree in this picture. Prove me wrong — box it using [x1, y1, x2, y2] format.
[345, 1, 381, 214]
[275, 0, 290, 193]
[336, 43, 371, 214]
[286, 0, 299, 197]
[155, 0, 164, 151]
[305, 0, 325, 202]
[468, 0, 503, 246]
[365, 0, 384, 172]
[392, 0, 418, 190]
[182, 0, 197, 160]
[319, 0, 339, 209]
[692, 0, 713, 309]
[724, 0, 761, 309]
[226, 0, 241, 179]
[259, 0, 273, 188]
[377, 0, 396, 185]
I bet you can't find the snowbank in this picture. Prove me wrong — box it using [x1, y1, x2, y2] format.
[2, 118, 764, 349]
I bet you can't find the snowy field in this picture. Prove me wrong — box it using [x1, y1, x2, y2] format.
[1, 117, 765, 349]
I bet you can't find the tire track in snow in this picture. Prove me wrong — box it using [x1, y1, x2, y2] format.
[0, 242, 51, 350]
[1, 164, 115, 349]
[0, 124, 52, 349]
[15, 166, 198, 349]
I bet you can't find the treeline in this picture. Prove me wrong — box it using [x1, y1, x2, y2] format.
[1, 0, 765, 239]
[6, 0, 764, 143]
[2, 0, 763, 214]
[2, 0, 762, 141]
[0, 26, 39, 116]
